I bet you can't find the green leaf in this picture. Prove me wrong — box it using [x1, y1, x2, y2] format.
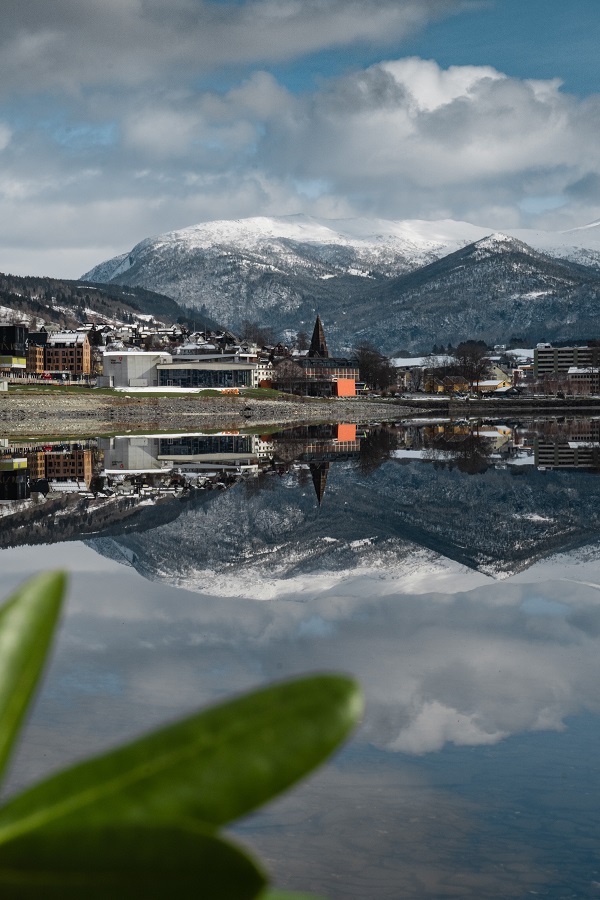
[0, 675, 363, 841]
[0, 572, 65, 785]
[0, 823, 266, 899]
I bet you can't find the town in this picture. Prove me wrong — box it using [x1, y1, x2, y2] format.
[2, 317, 600, 399]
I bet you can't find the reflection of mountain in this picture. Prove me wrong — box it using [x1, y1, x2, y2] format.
[0, 484, 223, 550]
[86, 457, 600, 588]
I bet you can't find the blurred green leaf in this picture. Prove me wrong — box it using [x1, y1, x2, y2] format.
[0, 572, 65, 786]
[0, 823, 266, 899]
[0, 675, 363, 841]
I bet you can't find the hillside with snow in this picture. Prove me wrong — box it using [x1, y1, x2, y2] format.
[82, 214, 600, 352]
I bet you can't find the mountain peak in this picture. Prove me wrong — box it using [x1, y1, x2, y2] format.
[473, 232, 530, 253]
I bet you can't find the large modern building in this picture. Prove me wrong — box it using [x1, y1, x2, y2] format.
[43, 332, 91, 378]
[44, 450, 93, 486]
[99, 432, 274, 472]
[100, 351, 173, 388]
[101, 350, 272, 390]
[534, 343, 598, 378]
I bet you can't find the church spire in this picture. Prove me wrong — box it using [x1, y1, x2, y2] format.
[308, 314, 329, 359]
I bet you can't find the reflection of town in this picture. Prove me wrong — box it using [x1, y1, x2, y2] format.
[0, 424, 363, 546]
[2, 418, 600, 533]
[392, 417, 600, 472]
[270, 424, 361, 504]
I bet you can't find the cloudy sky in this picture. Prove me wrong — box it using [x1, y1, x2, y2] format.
[1, 0, 599, 278]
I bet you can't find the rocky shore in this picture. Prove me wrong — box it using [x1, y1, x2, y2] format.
[0, 390, 413, 437]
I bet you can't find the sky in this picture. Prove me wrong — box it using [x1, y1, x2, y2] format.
[1, 0, 599, 279]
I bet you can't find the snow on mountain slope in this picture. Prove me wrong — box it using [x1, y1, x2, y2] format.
[81, 214, 492, 288]
[81, 214, 600, 349]
[83, 213, 600, 287]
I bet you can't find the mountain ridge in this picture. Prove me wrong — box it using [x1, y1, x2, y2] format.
[81, 214, 600, 352]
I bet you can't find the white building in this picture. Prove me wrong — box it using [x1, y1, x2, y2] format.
[99, 433, 275, 472]
[100, 351, 173, 388]
[100, 349, 273, 390]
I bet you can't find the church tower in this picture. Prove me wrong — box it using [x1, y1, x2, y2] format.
[308, 315, 329, 359]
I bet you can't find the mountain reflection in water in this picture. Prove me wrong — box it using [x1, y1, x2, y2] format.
[1, 418, 600, 580]
[2, 418, 600, 898]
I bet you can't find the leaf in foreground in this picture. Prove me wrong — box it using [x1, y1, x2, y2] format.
[0, 572, 65, 785]
[0, 824, 266, 899]
[0, 675, 363, 841]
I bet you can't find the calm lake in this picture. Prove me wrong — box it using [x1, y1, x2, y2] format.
[1, 418, 600, 898]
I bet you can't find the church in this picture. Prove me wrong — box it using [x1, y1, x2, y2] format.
[274, 316, 359, 397]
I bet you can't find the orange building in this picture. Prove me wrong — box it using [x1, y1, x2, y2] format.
[26, 343, 45, 375]
[26, 451, 46, 480]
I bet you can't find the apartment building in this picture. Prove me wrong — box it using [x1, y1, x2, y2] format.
[44, 332, 91, 377]
[0, 325, 27, 373]
[44, 450, 93, 486]
[533, 343, 597, 378]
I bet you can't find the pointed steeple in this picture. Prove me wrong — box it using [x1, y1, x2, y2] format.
[310, 461, 330, 505]
[308, 315, 329, 359]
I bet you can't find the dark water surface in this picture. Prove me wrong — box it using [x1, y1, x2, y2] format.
[1, 419, 600, 898]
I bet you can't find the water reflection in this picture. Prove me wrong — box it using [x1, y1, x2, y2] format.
[3, 419, 600, 897]
[2, 419, 600, 580]
[2, 542, 600, 899]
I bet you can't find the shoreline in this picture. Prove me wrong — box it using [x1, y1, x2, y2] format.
[0, 391, 414, 438]
[4, 389, 600, 439]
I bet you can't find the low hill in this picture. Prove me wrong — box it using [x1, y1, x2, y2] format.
[0, 273, 219, 332]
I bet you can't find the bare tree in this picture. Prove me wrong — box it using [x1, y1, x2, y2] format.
[407, 367, 424, 392]
[295, 330, 309, 351]
[355, 344, 396, 390]
[453, 341, 490, 392]
[273, 358, 306, 395]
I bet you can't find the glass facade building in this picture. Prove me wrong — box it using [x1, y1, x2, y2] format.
[158, 367, 252, 388]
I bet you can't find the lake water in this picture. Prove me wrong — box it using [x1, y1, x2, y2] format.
[1, 418, 600, 898]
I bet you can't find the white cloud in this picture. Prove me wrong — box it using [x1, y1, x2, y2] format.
[1, 41, 600, 275]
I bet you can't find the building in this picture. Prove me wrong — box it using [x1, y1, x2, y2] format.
[100, 351, 173, 388]
[0, 325, 27, 375]
[26, 451, 47, 481]
[44, 332, 91, 378]
[99, 432, 274, 472]
[567, 366, 600, 394]
[44, 450, 93, 486]
[101, 351, 272, 390]
[533, 343, 598, 378]
[274, 316, 359, 397]
[0, 457, 29, 501]
[157, 360, 264, 389]
[26, 339, 46, 375]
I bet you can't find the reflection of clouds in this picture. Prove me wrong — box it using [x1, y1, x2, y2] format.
[6, 544, 599, 772]
[4, 542, 600, 898]
[387, 701, 509, 754]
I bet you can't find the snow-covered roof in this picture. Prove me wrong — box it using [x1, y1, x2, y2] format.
[391, 355, 452, 368]
[46, 332, 88, 345]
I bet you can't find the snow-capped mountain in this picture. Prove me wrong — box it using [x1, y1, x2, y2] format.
[350, 232, 600, 351]
[82, 214, 600, 352]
